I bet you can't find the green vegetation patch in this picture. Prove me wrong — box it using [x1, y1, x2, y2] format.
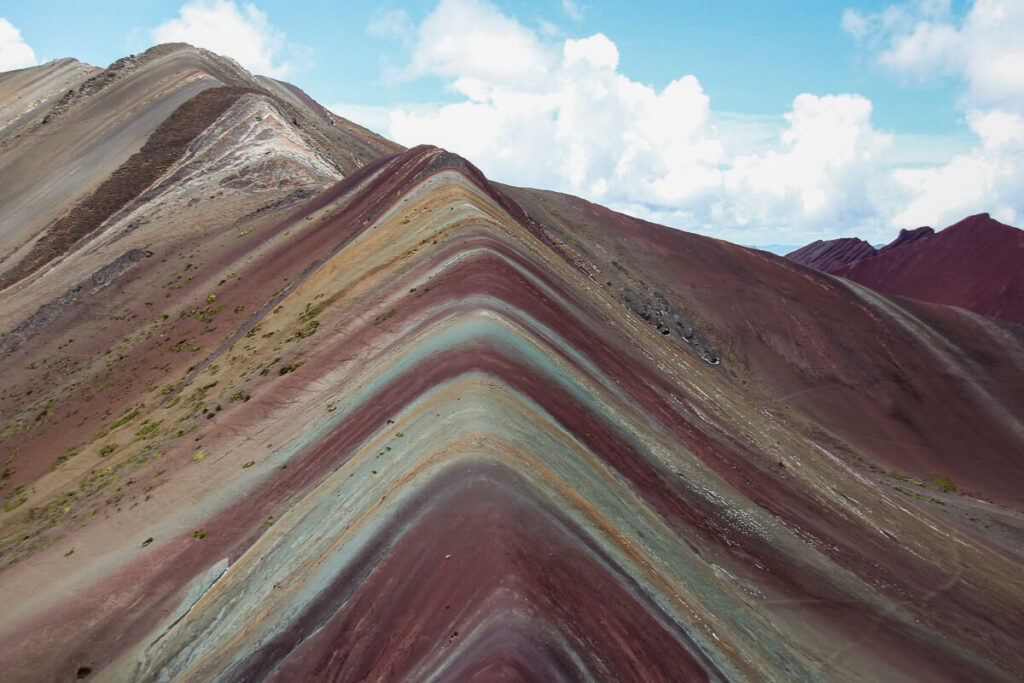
[52, 445, 79, 471]
[887, 469, 962, 495]
[1, 445, 162, 568]
[134, 420, 161, 441]
[887, 470, 928, 487]
[289, 320, 319, 341]
[894, 486, 945, 505]
[93, 404, 144, 441]
[299, 302, 322, 323]
[4, 486, 27, 512]
[374, 308, 397, 325]
[278, 362, 304, 376]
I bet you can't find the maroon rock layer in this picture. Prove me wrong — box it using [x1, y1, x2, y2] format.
[878, 225, 934, 253]
[785, 236, 877, 271]
[787, 214, 1024, 326]
[833, 214, 1024, 325]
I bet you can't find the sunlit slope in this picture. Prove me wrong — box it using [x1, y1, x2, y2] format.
[0, 43, 399, 297]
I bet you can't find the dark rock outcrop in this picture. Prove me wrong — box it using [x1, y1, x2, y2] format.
[878, 225, 934, 253]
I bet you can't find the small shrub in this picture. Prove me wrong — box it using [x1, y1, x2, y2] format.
[289, 320, 319, 340]
[279, 362, 304, 376]
[134, 420, 160, 441]
[299, 302, 322, 323]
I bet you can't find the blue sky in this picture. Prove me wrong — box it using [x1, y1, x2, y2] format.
[2, 0, 1022, 245]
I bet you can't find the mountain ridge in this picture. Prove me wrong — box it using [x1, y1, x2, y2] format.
[787, 213, 1024, 325]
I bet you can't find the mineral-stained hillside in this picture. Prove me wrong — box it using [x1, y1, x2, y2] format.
[787, 215, 1024, 326]
[0, 47, 1023, 682]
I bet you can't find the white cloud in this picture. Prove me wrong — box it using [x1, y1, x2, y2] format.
[891, 108, 1024, 227]
[363, 0, 1021, 243]
[878, 21, 960, 77]
[401, 0, 555, 91]
[722, 94, 892, 230]
[373, 0, 902, 243]
[150, 0, 298, 78]
[388, 22, 733, 210]
[844, 0, 1024, 112]
[328, 102, 397, 136]
[838, 0, 1024, 232]
[563, 33, 617, 70]
[0, 18, 37, 72]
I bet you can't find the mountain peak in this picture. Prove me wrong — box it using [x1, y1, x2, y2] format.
[879, 225, 933, 253]
[942, 211, 1015, 236]
[788, 216, 1024, 325]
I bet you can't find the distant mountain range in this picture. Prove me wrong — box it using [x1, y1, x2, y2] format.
[1, 44, 1022, 681]
[787, 213, 1024, 325]
[745, 243, 803, 255]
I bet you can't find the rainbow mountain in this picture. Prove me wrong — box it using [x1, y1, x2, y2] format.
[1, 44, 1023, 681]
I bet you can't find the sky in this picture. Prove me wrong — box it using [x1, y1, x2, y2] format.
[1, 0, 1023, 247]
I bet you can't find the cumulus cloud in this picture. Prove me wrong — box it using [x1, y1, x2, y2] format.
[891, 109, 1024, 227]
[0, 18, 37, 72]
[841, 0, 1024, 229]
[150, 0, 299, 77]
[722, 94, 893, 230]
[358, 0, 1021, 242]
[400, 0, 554, 91]
[370, 0, 900, 243]
[844, 0, 1024, 112]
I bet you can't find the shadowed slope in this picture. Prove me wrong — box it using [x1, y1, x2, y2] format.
[878, 226, 933, 253]
[505, 188, 1024, 507]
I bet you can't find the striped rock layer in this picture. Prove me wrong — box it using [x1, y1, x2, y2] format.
[1, 48, 1023, 682]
